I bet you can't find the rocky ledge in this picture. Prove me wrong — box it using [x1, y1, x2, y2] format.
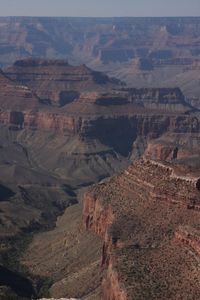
[82, 158, 200, 299]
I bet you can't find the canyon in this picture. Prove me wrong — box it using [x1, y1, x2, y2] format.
[82, 158, 200, 299]
[0, 38, 200, 299]
[1, 17, 200, 107]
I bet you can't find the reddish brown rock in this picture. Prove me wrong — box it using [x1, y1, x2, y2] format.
[82, 193, 114, 238]
[102, 264, 127, 300]
[0, 69, 39, 110]
[83, 158, 200, 299]
[175, 226, 200, 255]
[5, 59, 120, 105]
[144, 141, 192, 161]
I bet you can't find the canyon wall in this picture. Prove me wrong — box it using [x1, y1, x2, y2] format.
[2, 17, 200, 103]
[82, 158, 200, 299]
[1, 110, 200, 159]
[1, 17, 200, 67]
[82, 193, 127, 300]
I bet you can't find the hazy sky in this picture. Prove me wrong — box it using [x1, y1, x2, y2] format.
[0, 0, 200, 17]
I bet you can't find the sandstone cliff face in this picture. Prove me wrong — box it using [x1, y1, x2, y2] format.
[23, 112, 78, 133]
[143, 129, 200, 167]
[1, 111, 200, 160]
[5, 59, 120, 105]
[144, 141, 192, 161]
[82, 194, 114, 238]
[0, 111, 174, 133]
[1, 60, 195, 149]
[82, 193, 127, 300]
[1, 64, 197, 160]
[0, 111, 78, 132]
[1, 61, 200, 192]
[126, 87, 190, 112]
[82, 158, 200, 299]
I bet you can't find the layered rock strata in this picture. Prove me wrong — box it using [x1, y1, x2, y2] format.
[5, 59, 120, 105]
[2, 17, 200, 104]
[0, 69, 39, 110]
[83, 158, 200, 299]
[1, 61, 198, 162]
[1, 59, 200, 299]
[1, 17, 200, 67]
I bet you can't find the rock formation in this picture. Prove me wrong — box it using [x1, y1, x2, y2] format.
[82, 158, 200, 299]
[5, 59, 121, 105]
[0, 69, 39, 110]
[0, 58, 200, 299]
[1, 17, 200, 67]
[1, 17, 200, 105]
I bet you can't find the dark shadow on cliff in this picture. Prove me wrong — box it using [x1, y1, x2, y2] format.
[86, 116, 138, 157]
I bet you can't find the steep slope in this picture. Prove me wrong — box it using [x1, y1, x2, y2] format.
[82, 158, 200, 299]
[22, 203, 103, 300]
[144, 131, 200, 163]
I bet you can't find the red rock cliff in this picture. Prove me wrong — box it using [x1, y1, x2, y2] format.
[82, 158, 200, 299]
[82, 192, 127, 300]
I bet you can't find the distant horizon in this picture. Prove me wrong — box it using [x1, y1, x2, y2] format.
[0, 0, 200, 18]
[1, 15, 200, 18]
